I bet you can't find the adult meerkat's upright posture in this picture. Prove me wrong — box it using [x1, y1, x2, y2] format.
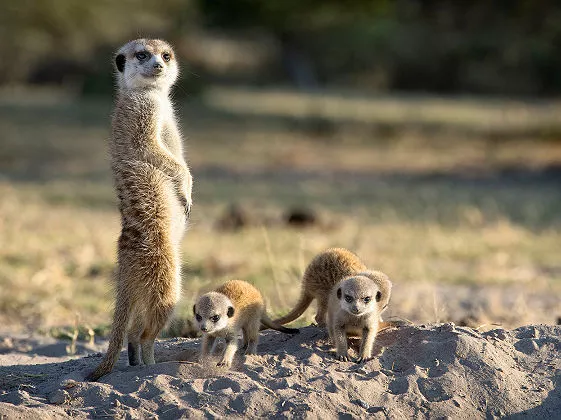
[87, 39, 192, 381]
[194, 280, 299, 367]
[273, 248, 368, 327]
[327, 271, 392, 363]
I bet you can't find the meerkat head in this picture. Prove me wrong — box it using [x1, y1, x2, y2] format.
[336, 276, 379, 316]
[337, 271, 392, 316]
[114, 38, 179, 92]
[355, 270, 392, 314]
[193, 292, 235, 334]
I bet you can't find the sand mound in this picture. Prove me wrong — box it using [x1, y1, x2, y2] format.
[1, 324, 560, 418]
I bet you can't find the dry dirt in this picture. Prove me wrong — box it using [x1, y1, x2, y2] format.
[0, 324, 560, 419]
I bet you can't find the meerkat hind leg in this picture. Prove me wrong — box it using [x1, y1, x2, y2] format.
[315, 297, 329, 327]
[244, 318, 260, 355]
[240, 326, 250, 351]
[128, 342, 141, 366]
[141, 340, 155, 365]
[127, 315, 144, 366]
[141, 302, 175, 365]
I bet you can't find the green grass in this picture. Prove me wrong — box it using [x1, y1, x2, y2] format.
[0, 87, 560, 334]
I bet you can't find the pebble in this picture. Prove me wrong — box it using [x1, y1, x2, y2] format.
[277, 367, 294, 378]
[354, 399, 369, 410]
[49, 389, 69, 405]
[440, 323, 456, 332]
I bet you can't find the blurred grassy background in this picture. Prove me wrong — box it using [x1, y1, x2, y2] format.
[0, 1, 560, 336]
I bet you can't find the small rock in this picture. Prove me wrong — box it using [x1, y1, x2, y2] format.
[353, 399, 369, 410]
[368, 407, 385, 414]
[441, 323, 456, 332]
[49, 389, 69, 405]
[61, 379, 78, 390]
[354, 367, 368, 375]
[494, 330, 508, 340]
[277, 367, 294, 378]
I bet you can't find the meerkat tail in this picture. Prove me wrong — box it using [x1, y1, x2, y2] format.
[271, 293, 313, 326]
[261, 314, 299, 334]
[86, 296, 133, 381]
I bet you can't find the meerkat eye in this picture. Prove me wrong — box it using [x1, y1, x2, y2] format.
[195, 314, 202, 322]
[344, 295, 353, 303]
[364, 297, 371, 304]
[162, 53, 171, 62]
[211, 315, 220, 323]
[135, 52, 148, 61]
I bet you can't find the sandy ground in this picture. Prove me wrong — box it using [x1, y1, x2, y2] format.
[0, 324, 560, 419]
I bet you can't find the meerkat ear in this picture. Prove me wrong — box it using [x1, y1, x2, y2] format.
[227, 306, 235, 318]
[115, 54, 126, 72]
[337, 288, 342, 299]
[376, 291, 382, 302]
[192, 304, 196, 315]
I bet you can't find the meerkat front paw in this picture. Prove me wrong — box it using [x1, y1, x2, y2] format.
[217, 359, 232, 368]
[355, 356, 372, 364]
[337, 354, 350, 362]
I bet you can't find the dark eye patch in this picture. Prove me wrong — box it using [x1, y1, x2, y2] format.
[135, 51, 149, 61]
[195, 314, 202, 322]
[211, 315, 220, 323]
[162, 52, 171, 62]
[344, 295, 353, 303]
[364, 296, 371, 303]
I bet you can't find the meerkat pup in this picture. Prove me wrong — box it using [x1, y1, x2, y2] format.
[327, 271, 392, 363]
[273, 248, 368, 327]
[193, 280, 299, 368]
[87, 39, 192, 381]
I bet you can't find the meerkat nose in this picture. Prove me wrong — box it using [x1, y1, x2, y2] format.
[153, 62, 163, 69]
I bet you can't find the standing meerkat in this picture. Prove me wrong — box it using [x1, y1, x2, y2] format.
[87, 39, 192, 381]
[327, 271, 392, 363]
[193, 280, 299, 368]
[273, 248, 368, 327]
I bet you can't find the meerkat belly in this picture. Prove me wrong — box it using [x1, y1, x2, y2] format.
[345, 325, 364, 337]
[114, 162, 179, 246]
